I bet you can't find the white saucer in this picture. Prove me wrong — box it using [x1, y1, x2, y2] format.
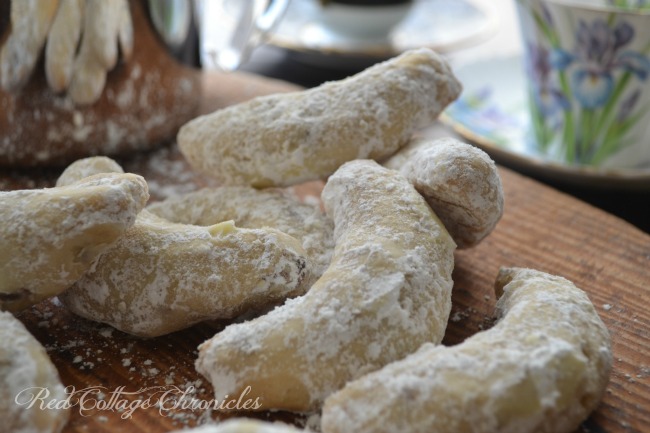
[267, 0, 497, 68]
[441, 55, 650, 190]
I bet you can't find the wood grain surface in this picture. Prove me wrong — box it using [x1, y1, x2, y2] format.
[2, 71, 649, 433]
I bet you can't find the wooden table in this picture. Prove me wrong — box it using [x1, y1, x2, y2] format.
[3, 71, 649, 433]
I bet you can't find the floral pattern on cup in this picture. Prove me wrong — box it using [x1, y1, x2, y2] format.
[445, 87, 525, 147]
[516, 0, 650, 168]
[607, 0, 650, 11]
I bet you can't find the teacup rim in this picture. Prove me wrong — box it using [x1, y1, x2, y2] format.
[545, 0, 650, 16]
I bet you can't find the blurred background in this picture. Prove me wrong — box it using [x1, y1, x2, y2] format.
[1, 0, 647, 232]
[227, 0, 650, 233]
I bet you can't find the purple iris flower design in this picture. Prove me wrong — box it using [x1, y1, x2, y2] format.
[552, 19, 650, 109]
[525, 42, 570, 120]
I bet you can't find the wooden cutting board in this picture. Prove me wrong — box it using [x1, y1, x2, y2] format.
[3, 70, 649, 433]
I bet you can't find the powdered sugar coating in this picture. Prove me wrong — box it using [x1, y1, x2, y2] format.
[45, 0, 83, 93]
[55, 157, 312, 337]
[59, 211, 311, 338]
[322, 267, 612, 433]
[147, 187, 334, 284]
[195, 160, 456, 412]
[0, 311, 69, 433]
[2, 0, 133, 105]
[56, 156, 125, 187]
[68, 0, 127, 105]
[178, 48, 462, 187]
[0, 0, 59, 91]
[0, 172, 149, 311]
[383, 137, 504, 248]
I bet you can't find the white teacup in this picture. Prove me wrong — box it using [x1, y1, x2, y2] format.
[318, 0, 413, 40]
[516, 0, 650, 169]
[197, 0, 290, 71]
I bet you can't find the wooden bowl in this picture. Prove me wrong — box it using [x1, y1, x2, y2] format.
[0, 0, 201, 167]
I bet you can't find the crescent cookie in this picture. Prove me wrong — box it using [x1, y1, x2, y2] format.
[0, 311, 69, 433]
[0, 173, 149, 312]
[178, 48, 461, 187]
[2, 0, 133, 104]
[383, 137, 504, 248]
[147, 186, 334, 283]
[59, 213, 311, 337]
[45, 0, 84, 92]
[56, 155, 125, 187]
[0, 0, 60, 91]
[322, 267, 612, 433]
[68, 0, 124, 105]
[196, 160, 456, 412]
[56, 157, 312, 338]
